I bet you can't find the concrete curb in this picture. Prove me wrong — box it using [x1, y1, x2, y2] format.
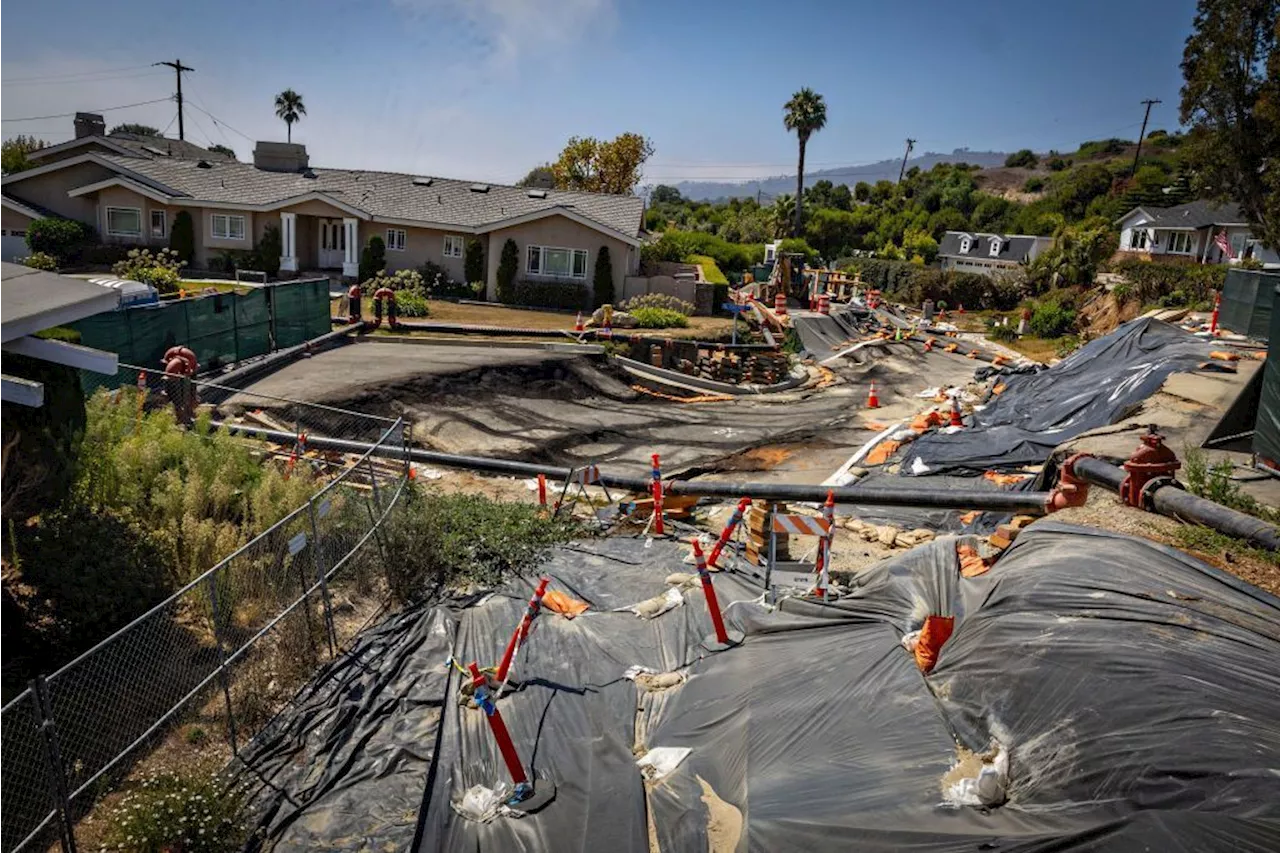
[615, 355, 806, 396]
[352, 334, 605, 355]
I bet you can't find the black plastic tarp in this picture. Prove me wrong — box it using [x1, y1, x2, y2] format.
[791, 309, 866, 357]
[1220, 269, 1279, 341]
[901, 318, 1210, 476]
[1254, 287, 1280, 464]
[243, 525, 1280, 851]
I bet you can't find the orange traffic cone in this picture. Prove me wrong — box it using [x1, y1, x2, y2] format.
[949, 395, 964, 428]
[574, 312, 585, 332]
[867, 381, 881, 409]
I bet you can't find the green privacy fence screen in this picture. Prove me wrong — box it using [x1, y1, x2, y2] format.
[1219, 269, 1279, 341]
[72, 278, 332, 392]
[1253, 286, 1280, 464]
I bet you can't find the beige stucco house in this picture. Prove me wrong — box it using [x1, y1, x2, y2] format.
[1, 113, 644, 302]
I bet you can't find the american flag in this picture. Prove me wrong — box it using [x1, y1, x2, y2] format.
[1214, 230, 1234, 259]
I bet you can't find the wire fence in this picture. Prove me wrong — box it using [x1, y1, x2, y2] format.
[1, 367, 411, 853]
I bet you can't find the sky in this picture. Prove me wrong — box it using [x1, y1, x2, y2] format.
[1, 0, 1200, 187]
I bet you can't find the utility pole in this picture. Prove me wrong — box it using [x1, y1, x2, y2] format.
[1130, 99, 1161, 178]
[154, 58, 195, 140]
[897, 138, 916, 183]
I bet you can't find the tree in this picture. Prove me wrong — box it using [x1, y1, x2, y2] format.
[770, 194, 796, 238]
[496, 238, 519, 303]
[359, 235, 385, 282]
[464, 238, 485, 284]
[273, 88, 307, 143]
[1180, 0, 1280, 247]
[109, 123, 160, 136]
[650, 185, 683, 205]
[207, 143, 236, 159]
[1004, 149, 1039, 168]
[854, 181, 871, 202]
[593, 246, 614, 307]
[830, 183, 853, 211]
[26, 218, 90, 260]
[2, 135, 46, 175]
[551, 133, 654, 195]
[783, 88, 827, 237]
[517, 165, 555, 188]
[169, 211, 195, 265]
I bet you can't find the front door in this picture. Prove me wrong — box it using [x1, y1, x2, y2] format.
[318, 218, 345, 269]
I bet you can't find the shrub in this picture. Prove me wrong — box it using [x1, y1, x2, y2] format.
[619, 293, 696, 315]
[1046, 157, 1068, 172]
[1076, 138, 1129, 158]
[1183, 447, 1280, 523]
[1104, 258, 1225, 305]
[593, 245, 615, 307]
[1024, 177, 1045, 193]
[989, 323, 1019, 343]
[464, 238, 485, 285]
[396, 289, 430, 318]
[113, 247, 185, 294]
[19, 251, 57, 270]
[1005, 149, 1039, 168]
[512, 279, 588, 310]
[100, 770, 250, 853]
[630, 307, 689, 329]
[255, 224, 282, 277]
[686, 253, 728, 285]
[170, 210, 195, 265]
[641, 230, 764, 273]
[27, 217, 91, 260]
[1112, 282, 1133, 303]
[496, 238, 519, 303]
[78, 243, 133, 266]
[363, 268, 423, 292]
[1029, 301, 1077, 338]
[359, 235, 386, 283]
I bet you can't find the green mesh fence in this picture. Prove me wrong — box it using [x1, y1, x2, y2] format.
[1253, 286, 1280, 464]
[1219, 269, 1279, 341]
[72, 278, 332, 394]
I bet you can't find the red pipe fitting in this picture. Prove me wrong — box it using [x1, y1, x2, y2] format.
[1120, 428, 1180, 509]
[1046, 452, 1093, 512]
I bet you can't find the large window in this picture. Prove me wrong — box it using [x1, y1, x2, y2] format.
[151, 210, 166, 238]
[387, 228, 407, 251]
[1166, 231, 1193, 254]
[526, 245, 588, 279]
[211, 213, 246, 240]
[1129, 229, 1148, 250]
[443, 234, 465, 257]
[106, 206, 142, 237]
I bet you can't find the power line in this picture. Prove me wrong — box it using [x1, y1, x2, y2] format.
[1, 97, 173, 123]
[1, 63, 156, 84]
[184, 101, 254, 143]
[4, 69, 170, 88]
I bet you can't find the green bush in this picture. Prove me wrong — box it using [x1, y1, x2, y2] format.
[255, 224, 282, 277]
[1076, 138, 1129, 158]
[512, 279, 588, 310]
[989, 323, 1019, 343]
[363, 268, 423, 291]
[1105, 258, 1225, 305]
[1005, 149, 1039, 168]
[839, 257, 1020, 310]
[1046, 157, 1068, 172]
[496, 238, 519, 303]
[686, 253, 728, 285]
[358, 235, 386, 283]
[593, 245, 615, 308]
[1183, 447, 1280, 523]
[464, 238, 485, 285]
[396, 289, 430, 318]
[19, 251, 57, 270]
[619, 293, 695, 315]
[169, 211, 195, 266]
[641, 230, 765, 273]
[79, 243, 133, 266]
[630, 307, 690, 329]
[112, 247, 185, 294]
[1024, 177, 1045, 192]
[100, 770, 250, 853]
[26, 217, 91, 260]
[1112, 282, 1134, 303]
[1029, 301, 1077, 338]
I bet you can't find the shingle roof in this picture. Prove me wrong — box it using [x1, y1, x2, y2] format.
[97, 154, 644, 238]
[26, 133, 234, 164]
[937, 231, 1052, 261]
[1121, 200, 1246, 229]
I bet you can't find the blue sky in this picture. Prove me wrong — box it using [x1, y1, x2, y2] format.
[2, 0, 1198, 185]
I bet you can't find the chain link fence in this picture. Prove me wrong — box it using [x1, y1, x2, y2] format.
[1, 368, 410, 853]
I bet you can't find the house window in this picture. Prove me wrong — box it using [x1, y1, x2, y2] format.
[151, 210, 166, 238]
[211, 213, 246, 240]
[106, 206, 142, 237]
[1167, 231, 1193, 254]
[989, 239, 1002, 257]
[959, 236, 971, 253]
[387, 228, 407, 251]
[526, 245, 588, 279]
[1230, 233, 1247, 259]
[1130, 229, 1148, 250]
[443, 234, 464, 257]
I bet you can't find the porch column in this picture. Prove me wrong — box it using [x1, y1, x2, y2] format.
[280, 212, 298, 272]
[342, 218, 359, 278]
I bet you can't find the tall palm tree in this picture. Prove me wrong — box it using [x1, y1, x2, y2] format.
[783, 88, 827, 237]
[274, 89, 306, 143]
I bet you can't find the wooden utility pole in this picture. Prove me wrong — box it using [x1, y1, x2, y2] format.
[1130, 99, 1161, 178]
[154, 59, 194, 140]
[897, 138, 916, 183]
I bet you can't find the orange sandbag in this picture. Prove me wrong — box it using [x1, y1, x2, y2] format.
[991, 382, 1007, 396]
[865, 439, 901, 465]
[910, 410, 945, 432]
[967, 350, 978, 359]
[959, 510, 981, 525]
[944, 343, 959, 353]
[957, 543, 992, 578]
[983, 470, 1030, 486]
[914, 615, 955, 673]
[542, 589, 589, 618]
[863, 420, 890, 432]
[1209, 350, 1241, 362]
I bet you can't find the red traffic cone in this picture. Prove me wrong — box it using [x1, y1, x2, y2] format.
[867, 381, 881, 409]
[949, 395, 964, 428]
[574, 312, 585, 332]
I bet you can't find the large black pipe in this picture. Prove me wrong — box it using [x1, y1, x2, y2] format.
[1072, 456, 1280, 551]
[212, 421, 1055, 513]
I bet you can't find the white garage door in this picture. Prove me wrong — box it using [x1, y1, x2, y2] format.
[2, 229, 29, 262]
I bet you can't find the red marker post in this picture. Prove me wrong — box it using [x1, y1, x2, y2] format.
[812, 490, 836, 599]
[495, 576, 550, 684]
[650, 453, 665, 536]
[469, 662, 530, 791]
[537, 473, 547, 508]
[1209, 290, 1221, 336]
[692, 540, 743, 651]
[708, 497, 752, 568]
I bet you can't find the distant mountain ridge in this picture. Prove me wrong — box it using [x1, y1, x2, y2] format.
[670, 149, 1011, 201]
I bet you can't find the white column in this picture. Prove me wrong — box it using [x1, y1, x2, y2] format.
[280, 212, 298, 272]
[342, 218, 359, 278]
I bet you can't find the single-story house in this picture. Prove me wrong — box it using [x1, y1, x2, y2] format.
[1, 113, 644, 302]
[937, 232, 1053, 277]
[1115, 200, 1279, 268]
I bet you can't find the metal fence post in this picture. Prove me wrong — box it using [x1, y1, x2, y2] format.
[309, 496, 337, 657]
[31, 677, 77, 853]
[205, 572, 239, 757]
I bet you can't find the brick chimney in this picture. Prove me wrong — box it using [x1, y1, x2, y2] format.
[74, 112, 105, 139]
[253, 141, 309, 173]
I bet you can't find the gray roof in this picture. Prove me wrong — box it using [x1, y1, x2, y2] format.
[1, 262, 119, 342]
[1120, 200, 1247, 229]
[937, 231, 1051, 262]
[27, 133, 235, 164]
[96, 154, 644, 238]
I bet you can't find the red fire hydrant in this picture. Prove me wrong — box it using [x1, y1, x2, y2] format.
[1119, 427, 1180, 508]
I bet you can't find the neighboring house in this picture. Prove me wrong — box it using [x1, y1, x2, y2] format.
[1115, 200, 1279, 268]
[0, 112, 644, 302]
[937, 232, 1053, 277]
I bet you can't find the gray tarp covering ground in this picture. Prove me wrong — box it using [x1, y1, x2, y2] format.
[242, 524, 1280, 851]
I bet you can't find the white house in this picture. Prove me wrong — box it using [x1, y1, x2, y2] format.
[937, 232, 1053, 277]
[1115, 200, 1278, 268]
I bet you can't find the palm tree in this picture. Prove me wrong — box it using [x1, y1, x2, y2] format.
[274, 89, 306, 143]
[783, 88, 827, 237]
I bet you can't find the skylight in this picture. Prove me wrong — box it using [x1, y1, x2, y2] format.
[412, 177, 433, 186]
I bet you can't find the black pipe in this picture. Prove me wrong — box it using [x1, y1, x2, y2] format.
[1073, 456, 1280, 551]
[211, 421, 1055, 513]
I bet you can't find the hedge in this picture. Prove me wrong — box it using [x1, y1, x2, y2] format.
[839, 257, 1023, 310]
[512, 279, 589, 311]
[686, 254, 728, 284]
[1104, 258, 1226, 305]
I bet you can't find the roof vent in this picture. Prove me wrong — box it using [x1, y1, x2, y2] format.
[412, 176, 433, 186]
[526, 189, 548, 199]
[469, 183, 490, 193]
[196, 160, 213, 169]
